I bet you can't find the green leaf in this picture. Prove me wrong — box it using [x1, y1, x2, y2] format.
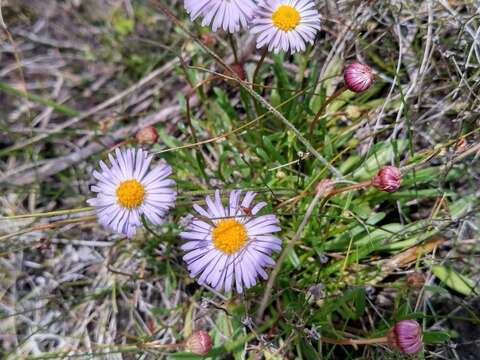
[432, 265, 478, 296]
[423, 330, 451, 344]
[111, 10, 135, 35]
[287, 247, 301, 268]
[422, 285, 450, 295]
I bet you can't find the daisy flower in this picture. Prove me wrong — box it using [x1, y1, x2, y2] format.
[184, 0, 257, 33]
[251, 0, 321, 53]
[180, 190, 282, 293]
[88, 148, 176, 237]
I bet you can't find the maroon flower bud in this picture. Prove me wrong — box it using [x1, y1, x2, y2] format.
[315, 179, 335, 197]
[406, 272, 426, 289]
[344, 62, 374, 93]
[136, 126, 158, 145]
[201, 32, 217, 47]
[185, 331, 212, 356]
[224, 63, 246, 83]
[387, 320, 423, 355]
[372, 166, 401, 193]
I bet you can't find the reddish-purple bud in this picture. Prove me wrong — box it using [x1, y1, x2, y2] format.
[406, 272, 426, 289]
[136, 126, 158, 145]
[185, 331, 212, 356]
[387, 320, 423, 355]
[201, 32, 217, 47]
[372, 166, 401, 193]
[344, 62, 374, 93]
[315, 179, 335, 197]
[224, 63, 247, 83]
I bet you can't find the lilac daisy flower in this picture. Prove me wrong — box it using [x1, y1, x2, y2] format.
[184, 0, 257, 33]
[180, 190, 282, 293]
[251, 0, 321, 53]
[88, 148, 176, 237]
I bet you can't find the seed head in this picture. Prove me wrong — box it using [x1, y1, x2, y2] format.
[344, 62, 374, 93]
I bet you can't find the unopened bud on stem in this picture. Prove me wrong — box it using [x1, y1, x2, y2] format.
[315, 179, 335, 197]
[387, 320, 423, 355]
[344, 62, 374, 93]
[136, 126, 158, 145]
[185, 331, 212, 356]
[372, 166, 402, 192]
[223, 63, 246, 84]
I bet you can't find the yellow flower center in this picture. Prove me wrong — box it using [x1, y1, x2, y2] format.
[271, 5, 300, 32]
[116, 179, 145, 209]
[212, 219, 248, 255]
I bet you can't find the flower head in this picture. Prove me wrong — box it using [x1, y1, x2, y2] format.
[372, 166, 402, 193]
[88, 148, 176, 237]
[387, 320, 423, 355]
[184, 0, 257, 33]
[185, 331, 212, 356]
[180, 190, 282, 293]
[343, 62, 374, 93]
[251, 0, 321, 53]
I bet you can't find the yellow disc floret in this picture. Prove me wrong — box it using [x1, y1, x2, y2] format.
[212, 219, 248, 254]
[116, 179, 145, 209]
[271, 5, 300, 32]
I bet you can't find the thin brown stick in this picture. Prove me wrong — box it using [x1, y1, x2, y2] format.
[320, 336, 388, 346]
[327, 180, 372, 196]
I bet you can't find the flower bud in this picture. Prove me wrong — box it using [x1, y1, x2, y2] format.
[387, 320, 423, 354]
[315, 179, 335, 197]
[201, 32, 217, 47]
[406, 272, 426, 289]
[344, 62, 374, 93]
[185, 331, 212, 356]
[136, 126, 158, 145]
[372, 166, 401, 193]
[224, 63, 246, 83]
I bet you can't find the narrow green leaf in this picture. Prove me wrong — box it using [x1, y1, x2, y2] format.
[432, 265, 477, 296]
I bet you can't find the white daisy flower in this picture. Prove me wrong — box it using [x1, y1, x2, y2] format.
[180, 190, 282, 293]
[184, 0, 257, 33]
[251, 0, 321, 53]
[88, 148, 176, 237]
